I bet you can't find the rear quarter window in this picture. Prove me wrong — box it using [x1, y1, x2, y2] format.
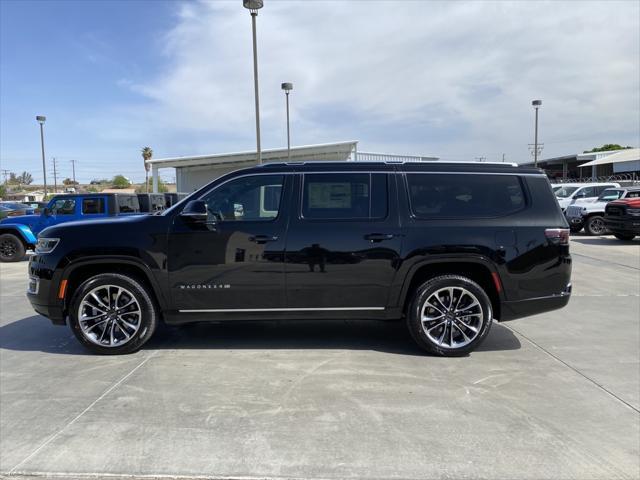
[406, 173, 526, 218]
[117, 196, 140, 213]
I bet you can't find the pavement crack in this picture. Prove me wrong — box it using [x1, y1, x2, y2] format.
[7, 351, 158, 474]
[503, 324, 639, 414]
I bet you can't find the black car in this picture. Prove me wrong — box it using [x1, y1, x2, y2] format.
[27, 161, 572, 356]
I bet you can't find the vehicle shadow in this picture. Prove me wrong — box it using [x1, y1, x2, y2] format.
[571, 236, 639, 246]
[0, 315, 521, 357]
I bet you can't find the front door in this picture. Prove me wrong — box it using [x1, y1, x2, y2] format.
[285, 172, 402, 310]
[168, 174, 290, 312]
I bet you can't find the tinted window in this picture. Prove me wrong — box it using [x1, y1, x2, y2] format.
[82, 198, 105, 214]
[597, 189, 624, 202]
[406, 174, 525, 218]
[626, 191, 640, 199]
[203, 174, 284, 222]
[302, 173, 387, 220]
[51, 198, 76, 215]
[576, 186, 596, 198]
[117, 196, 140, 213]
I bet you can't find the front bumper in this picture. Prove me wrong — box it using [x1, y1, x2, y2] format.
[499, 283, 572, 322]
[27, 257, 66, 325]
[604, 218, 640, 235]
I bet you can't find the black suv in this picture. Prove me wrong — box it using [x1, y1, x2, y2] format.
[27, 161, 572, 356]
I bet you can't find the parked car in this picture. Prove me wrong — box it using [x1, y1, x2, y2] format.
[26, 161, 572, 356]
[604, 197, 640, 240]
[0, 205, 11, 220]
[565, 187, 640, 235]
[0, 202, 36, 217]
[554, 183, 620, 212]
[0, 193, 141, 262]
[137, 193, 166, 213]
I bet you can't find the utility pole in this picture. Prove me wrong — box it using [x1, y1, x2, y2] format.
[475, 156, 486, 162]
[502, 153, 506, 162]
[70, 159, 77, 184]
[52, 157, 58, 194]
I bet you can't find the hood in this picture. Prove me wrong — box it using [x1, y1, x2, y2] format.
[0, 214, 41, 227]
[609, 198, 640, 208]
[39, 214, 153, 238]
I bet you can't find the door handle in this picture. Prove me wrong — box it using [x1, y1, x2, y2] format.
[249, 234, 279, 244]
[364, 233, 395, 242]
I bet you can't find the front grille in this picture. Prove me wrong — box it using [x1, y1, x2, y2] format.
[606, 206, 624, 216]
[566, 206, 583, 217]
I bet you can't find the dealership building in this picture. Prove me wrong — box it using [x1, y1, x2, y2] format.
[146, 141, 439, 193]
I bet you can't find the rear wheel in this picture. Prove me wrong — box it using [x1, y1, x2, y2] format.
[613, 233, 636, 241]
[407, 275, 493, 356]
[0, 234, 26, 262]
[585, 215, 608, 236]
[68, 273, 158, 355]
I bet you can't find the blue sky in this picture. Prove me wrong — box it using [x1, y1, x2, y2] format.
[1, 0, 639, 184]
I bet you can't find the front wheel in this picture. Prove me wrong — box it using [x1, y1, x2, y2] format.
[585, 216, 608, 236]
[407, 275, 493, 356]
[0, 233, 26, 262]
[68, 273, 158, 355]
[613, 233, 636, 241]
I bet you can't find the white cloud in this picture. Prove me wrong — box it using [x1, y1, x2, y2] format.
[127, 0, 639, 162]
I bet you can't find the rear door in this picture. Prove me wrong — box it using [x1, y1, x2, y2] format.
[284, 170, 402, 310]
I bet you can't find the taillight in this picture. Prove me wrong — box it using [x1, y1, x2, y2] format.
[545, 228, 569, 245]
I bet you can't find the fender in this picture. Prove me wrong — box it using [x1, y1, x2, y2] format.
[394, 253, 503, 308]
[60, 255, 169, 311]
[0, 223, 37, 245]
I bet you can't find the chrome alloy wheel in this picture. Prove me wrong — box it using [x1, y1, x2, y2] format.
[78, 285, 142, 347]
[420, 287, 485, 349]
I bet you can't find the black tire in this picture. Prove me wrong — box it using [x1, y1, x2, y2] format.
[585, 215, 608, 236]
[613, 233, 636, 241]
[407, 275, 493, 357]
[68, 273, 158, 355]
[0, 233, 26, 262]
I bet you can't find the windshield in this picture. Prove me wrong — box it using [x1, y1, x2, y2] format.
[555, 186, 579, 198]
[597, 189, 624, 202]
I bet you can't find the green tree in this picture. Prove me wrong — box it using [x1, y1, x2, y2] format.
[0, 184, 6, 199]
[63, 178, 79, 186]
[136, 178, 168, 193]
[112, 175, 131, 189]
[584, 144, 633, 153]
[141, 146, 153, 193]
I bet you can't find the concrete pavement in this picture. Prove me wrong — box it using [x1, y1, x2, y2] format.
[1, 236, 639, 480]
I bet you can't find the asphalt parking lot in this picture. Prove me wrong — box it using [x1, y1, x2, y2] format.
[1, 237, 639, 480]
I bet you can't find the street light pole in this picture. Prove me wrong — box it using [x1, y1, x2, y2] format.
[243, 0, 264, 164]
[532, 99, 542, 168]
[36, 116, 47, 198]
[281, 82, 293, 158]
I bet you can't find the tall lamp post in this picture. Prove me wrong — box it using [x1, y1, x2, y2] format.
[36, 116, 47, 197]
[532, 99, 542, 167]
[281, 82, 293, 158]
[243, 0, 264, 164]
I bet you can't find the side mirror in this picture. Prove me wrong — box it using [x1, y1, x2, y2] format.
[180, 200, 209, 224]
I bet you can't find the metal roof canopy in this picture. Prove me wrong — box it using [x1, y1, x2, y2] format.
[147, 141, 358, 169]
[578, 148, 640, 167]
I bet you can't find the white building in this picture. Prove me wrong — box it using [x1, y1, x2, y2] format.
[146, 141, 439, 193]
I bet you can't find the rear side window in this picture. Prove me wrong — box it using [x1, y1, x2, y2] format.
[302, 173, 388, 220]
[117, 196, 140, 213]
[82, 198, 105, 214]
[406, 174, 525, 218]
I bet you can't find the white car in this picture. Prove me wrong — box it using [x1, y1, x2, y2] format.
[565, 187, 640, 235]
[554, 182, 620, 212]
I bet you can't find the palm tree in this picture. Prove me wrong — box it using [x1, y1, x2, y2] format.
[141, 147, 153, 193]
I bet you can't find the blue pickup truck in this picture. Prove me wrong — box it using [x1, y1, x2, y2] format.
[0, 193, 143, 262]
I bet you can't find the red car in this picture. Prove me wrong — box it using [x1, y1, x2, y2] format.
[604, 197, 640, 240]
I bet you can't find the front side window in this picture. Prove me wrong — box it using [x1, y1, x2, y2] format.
[302, 173, 387, 220]
[202, 174, 284, 222]
[50, 198, 76, 215]
[406, 174, 525, 218]
[575, 186, 596, 198]
[555, 186, 579, 198]
[82, 198, 105, 214]
[597, 189, 623, 202]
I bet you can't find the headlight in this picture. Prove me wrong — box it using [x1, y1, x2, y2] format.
[628, 208, 640, 216]
[35, 237, 60, 254]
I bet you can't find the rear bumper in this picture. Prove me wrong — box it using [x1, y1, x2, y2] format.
[499, 284, 572, 322]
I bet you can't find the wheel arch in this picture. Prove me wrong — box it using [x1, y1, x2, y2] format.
[398, 257, 502, 320]
[0, 226, 35, 248]
[61, 257, 168, 317]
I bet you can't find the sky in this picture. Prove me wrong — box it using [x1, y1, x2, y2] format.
[1, 0, 639, 184]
